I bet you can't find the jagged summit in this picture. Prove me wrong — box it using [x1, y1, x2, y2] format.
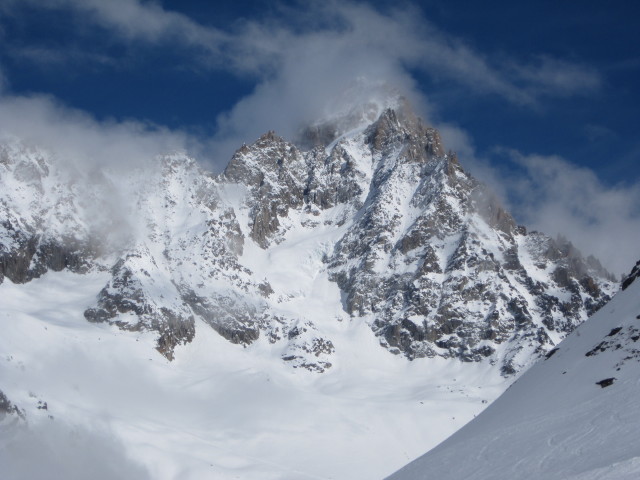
[296, 91, 412, 149]
[0, 105, 617, 375]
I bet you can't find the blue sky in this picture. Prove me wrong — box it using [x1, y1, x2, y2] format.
[0, 0, 638, 273]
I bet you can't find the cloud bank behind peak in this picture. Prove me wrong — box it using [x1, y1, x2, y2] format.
[1, 0, 603, 164]
[1, 1, 634, 275]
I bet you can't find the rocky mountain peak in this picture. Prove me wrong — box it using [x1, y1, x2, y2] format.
[0, 103, 618, 375]
[296, 89, 405, 149]
[362, 110, 446, 181]
[159, 151, 198, 175]
[223, 130, 302, 187]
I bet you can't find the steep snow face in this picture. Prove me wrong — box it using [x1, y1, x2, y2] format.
[388, 261, 640, 480]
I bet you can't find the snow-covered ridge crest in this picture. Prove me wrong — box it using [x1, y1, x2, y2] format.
[0, 105, 616, 375]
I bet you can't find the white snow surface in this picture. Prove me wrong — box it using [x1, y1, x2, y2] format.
[0, 270, 506, 480]
[388, 276, 640, 480]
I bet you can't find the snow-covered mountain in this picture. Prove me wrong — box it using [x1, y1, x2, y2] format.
[0, 101, 619, 478]
[388, 259, 640, 480]
[0, 103, 616, 373]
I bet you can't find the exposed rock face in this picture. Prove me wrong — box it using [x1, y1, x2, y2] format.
[0, 103, 617, 374]
[585, 323, 640, 371]
[0, 235, 93, 284]
[320, 109, 615, 374]
[224, 131, 308, 248]
[622, 260, 640, 290]
[84, 248, 196, 360]
[0, 389, 24, 421]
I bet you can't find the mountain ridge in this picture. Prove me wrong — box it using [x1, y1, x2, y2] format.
[0, 103, 626, 479]
[0, 105, 617, 375]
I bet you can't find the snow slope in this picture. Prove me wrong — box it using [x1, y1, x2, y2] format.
[0, 270, 506, 480]
[388, 263, 640, 480]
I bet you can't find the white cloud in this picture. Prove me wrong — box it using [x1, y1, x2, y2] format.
[499, 150, 640, 276]
[23, 1, 598, 101]
[0, 90, 213, 249]
[207, 4, 435, 162]
[511, 56, 602, 97]
[0, 92, 199, 169]
[196, 2, 601, 162]
[0, 1, 605, 158]
[2, 0, 225, 47]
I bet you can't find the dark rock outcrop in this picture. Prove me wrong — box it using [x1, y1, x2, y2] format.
[622, 260, 640, 290]
[84, 253, 196, 361]
[0, 389, 25, 420]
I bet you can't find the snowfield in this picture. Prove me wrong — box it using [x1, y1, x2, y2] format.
[388, 270, 640, 480]
[0, 270, 506, 480]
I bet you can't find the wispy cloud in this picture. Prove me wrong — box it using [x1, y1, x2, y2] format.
[584, 123, 617, 142]
[509, 55, 602, 97]
[2, 1, 604, 101]
[0, 1, 607, 166]
[0, 92, 199, 168]
[494, 149, 640, 276]
[0, 0, 225, 47]
[6, 45, 117, 69]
